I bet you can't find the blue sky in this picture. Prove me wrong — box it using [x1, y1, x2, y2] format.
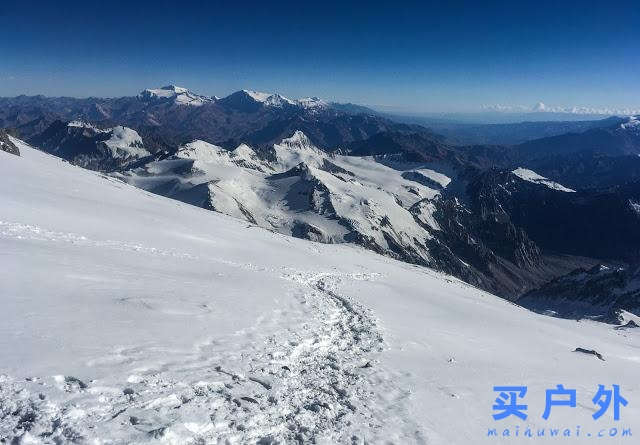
[1, 0, 639, 113]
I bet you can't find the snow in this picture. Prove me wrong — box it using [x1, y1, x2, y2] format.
[619, 115, 640, 136]
[231, 90, 330, 110]
[139, 85, 212, 107]
[242, 90, 295, 107]
[102, 126, 150, 159]
[620, 115, 640, 130]
[121, 131, 441, 262]
[60, 123, 150, 162]
[411, 168, 452, 188]
[297, 96, 328, 109]
[67, 120, 106, 132]
[2, 139, 639, 444]
[241, 89, 273, 102]
[512, 167, 576, 192]
[141, 86, 329, 110]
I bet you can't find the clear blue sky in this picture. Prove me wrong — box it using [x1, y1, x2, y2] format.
[1, 0, 639, 112]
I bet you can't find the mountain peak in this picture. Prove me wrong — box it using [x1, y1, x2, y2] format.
[241, 89, 273, 102]
[239, 90, 295, 107]
[282, 130, 313, 146]
[297, 97, 328, 109]
[620, 115, 640, 131]
[274, 131, 324, 157]
[160, 85, 189, 93]
[139, 85, 212, 106]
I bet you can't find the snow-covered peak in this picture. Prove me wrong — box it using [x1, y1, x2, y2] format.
[278, 130, 316, 150]
[175, 140, 270, 172]
[620, 115, 640, 132]
[241, 90, 273, 102]
[63, 122, 149, 163]
[222, 90, 329, 110]
[140, 85, 187, 99]
[102, 126, 149, 159]
[139, 85, 213, 107]
[105, 126, 142, 146]
[271, 131, 329, 172]
[161, 85, 189, 94]
[176, 140, 226, 161]
[240, 90, 295, 107]
[232, 143, 258, 158]
[512, 167, 576, 192]
[296, 97, 328, 109]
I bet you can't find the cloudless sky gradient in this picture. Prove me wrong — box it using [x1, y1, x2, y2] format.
[1, 0, 639, 112]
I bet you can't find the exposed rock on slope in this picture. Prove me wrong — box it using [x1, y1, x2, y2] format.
[0, 130, 20, 156]
[520, 264, 640, 323]
[28, 120, 150, 171]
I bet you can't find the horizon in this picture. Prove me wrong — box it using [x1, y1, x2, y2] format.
[1, 0, 639, 114]
[2, 84, 636, 122]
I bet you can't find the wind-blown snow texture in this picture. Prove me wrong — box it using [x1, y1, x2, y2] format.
[1, 139, 639, 444]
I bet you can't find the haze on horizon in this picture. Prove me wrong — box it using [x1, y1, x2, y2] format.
[1, 0, 638, 114]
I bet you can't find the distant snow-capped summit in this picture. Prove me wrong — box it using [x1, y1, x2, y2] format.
[620, 115, 640, 132]
[139, 85, 213, 107]
[218, 89, 330, 111]
[136, 85, 348, 114]
[241, 90, 296, 107]
[297, 97, 328, 109]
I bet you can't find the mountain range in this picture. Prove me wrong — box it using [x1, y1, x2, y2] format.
[2, 86, 639, 322]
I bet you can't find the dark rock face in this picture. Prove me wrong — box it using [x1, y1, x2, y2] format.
[525, 152, 640, 190]
[462, 169, 640, 263]
[517, 118, 640, 160]
[344, 131, 451, 162]
[410, 166, 640, 300]
[0, 129, 20, 156]
[520, 264, 640, 323]
[423, 184, 578, 299]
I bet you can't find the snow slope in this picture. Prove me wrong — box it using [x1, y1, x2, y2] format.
[1, 140, 639, 444]
[512, 167, 576, 192]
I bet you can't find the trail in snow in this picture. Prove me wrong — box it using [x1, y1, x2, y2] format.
[0, 222, 423, 444]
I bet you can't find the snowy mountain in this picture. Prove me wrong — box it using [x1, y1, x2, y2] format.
[2, 136, 639, 444]
[215, 89, 334, 113]
[28, 120, 151, 171]
[0, 86, 394, 150]
[138, 85, 214, 107]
